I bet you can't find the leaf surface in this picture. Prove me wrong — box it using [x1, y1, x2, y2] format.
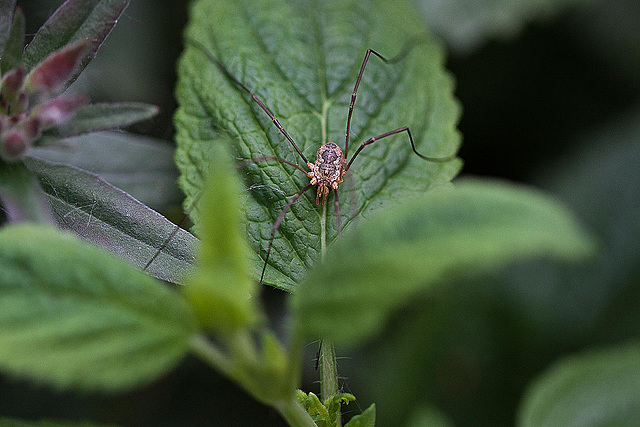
[0, 224, 197, 391]
[29, 131, 181, 210]
[175, 0, 462, 290]
[23, 156, 196, 285]
[54, 102, 159, 137]
[518, 344, 640, 426]
[293, 180, 596, 345]
[0, 0, 15, 59]
[0, 5, 23, 74]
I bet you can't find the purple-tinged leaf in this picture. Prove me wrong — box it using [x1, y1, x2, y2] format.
[33, 94, 88, 128]
[0, 160, 53, 222]
[29, 131, 181, 211]
[0, 0, 16, 58]
[22, 0, 129, 84]
[22, 156, 197, 285]
[0, 65, 24, 99]
[55, 102, 160, 137]
[0, 5, 24, 74]
[25, 41, 89, 96]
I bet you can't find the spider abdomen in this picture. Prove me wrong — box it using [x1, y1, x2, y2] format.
[306, 142, 347, 205]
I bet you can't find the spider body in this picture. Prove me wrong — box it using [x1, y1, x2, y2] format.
[306, 142, 346, 206]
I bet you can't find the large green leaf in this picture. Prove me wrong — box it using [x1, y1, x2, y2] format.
[518, 344, 640, 426]
[175, 0, 461, 291]
[23, 157, 196, 285]
[293, 180, 596, 345]
[0, 224, 197, 391]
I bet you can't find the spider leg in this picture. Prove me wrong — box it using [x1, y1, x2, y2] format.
[187, 38, 309, 164]
[237, 155, 309, 174]
[260, 182, 313, 285]
[344, 38, 424, 158]
[347, 126, 456, 171]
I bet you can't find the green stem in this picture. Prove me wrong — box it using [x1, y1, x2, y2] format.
[319, 339, 339, 401]
[274, 396, 318, 427]
[319, 203, 341, 426]
[189, 334, 234, 377]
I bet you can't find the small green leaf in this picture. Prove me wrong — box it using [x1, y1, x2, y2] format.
[0, 224, 197, 391]
[518, 344, 640, 427]
[23, 156, 196, 285]
[54, 102, 160, 137]
[29, 131, 181, 211]
[0, 6, 23, 76]
[345, 404, 376, 427]
[183, 142, 260, 332]
[175, 0, 461, 290]
[22, 0, 129, 84]
[0, 0, 16, 59]
[293, 180, 596, 345]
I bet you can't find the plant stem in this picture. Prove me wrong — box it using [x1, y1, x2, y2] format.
[189, 334, 234, 377]
[319, 203, 341, 426]
[319, 338, 339, 401]
[275, 396, 318, 427]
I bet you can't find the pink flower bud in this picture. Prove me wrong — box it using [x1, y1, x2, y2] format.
[32, 94, 88, 129]
[1, 66, 26, 97]
[0, 129, 29, 160]
[25, 41, 89, 96]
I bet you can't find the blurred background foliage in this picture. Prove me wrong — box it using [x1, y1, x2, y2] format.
[1, 0, 639, 425]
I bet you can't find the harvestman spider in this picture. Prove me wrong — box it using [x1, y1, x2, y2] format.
[147, 39, 456, 283]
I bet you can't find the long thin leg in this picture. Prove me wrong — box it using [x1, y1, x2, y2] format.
[347, 126, 455, 170]
[187, 38, 309, 164]
[145, 156, 309, 273]
[237, 155, 308, 174]
[344, 39, 422, 158]
[260, 182, 313, 284]
[144, 192, 203, 272]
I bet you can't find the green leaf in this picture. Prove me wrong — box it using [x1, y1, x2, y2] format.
[0, 224, 197, 391]
[29, 131, 182, 211]
[0, 0, 16, 59]
[345, 404, 376, 427]
[23, 156, 196, 285]
[0, 5, 23, 75]
[22, 0, 129, 84]
[0, 160, 53, 223]
[518, 344, 640, 426]
[293, 180, 596, 345]
[184, 142, 260, 332]
[175, 0, 461, 290]
[415, 0, 587, 53]
[53, 103, 159, 137]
